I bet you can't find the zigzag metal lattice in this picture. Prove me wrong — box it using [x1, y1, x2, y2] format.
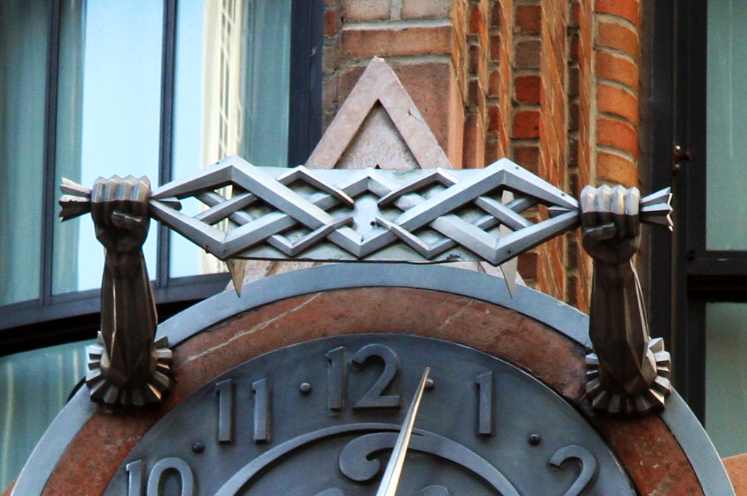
[147, 155, 582, 265]
[61, 155, 672, 266]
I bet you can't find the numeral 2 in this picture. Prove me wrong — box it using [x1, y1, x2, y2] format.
[549, 445, 598, 496]
[326, 344, 401, 411]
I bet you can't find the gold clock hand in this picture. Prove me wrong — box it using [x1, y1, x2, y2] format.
[375, 367, 431, 496]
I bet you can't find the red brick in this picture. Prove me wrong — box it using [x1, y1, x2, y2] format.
[490, 34, 501, 62]
[519, 251, 539, 280]
[468, 79, 487, 117]
[342, 24, 453, 58]
[401, 0, 451, 19]
[598, 21, 640, 59]
[568, 66, 579, 97]
[568, 169, 580, 198]
[469, 6, 484, 35]
[337, 65, 366, 103]
[569, 1, 581, 28]
[342, 0, 391, 21]
[463, 114, 486, 169]
[598, 83, 639, 124]
[513, 146, 539, 173]
[515, 75, 540, 103]
[515, 4, 541, 34]
[597, 118, 637, 158]
[568, 137, 579, 166]
[515, 39, 541, 68]
[469, 44, 483, 74]
[597, 150, 638, 186]
[488, 105, 502, 133]
[513, 110, 540, 139]
[491, 1, 502, 26]
[485, 135, 501, 164]
[595, 51, 639, 91]
[568, 101, 579, 130]
[569, 34, 580, 62]
[325, 9, 341, 37]
[489, 69, 501, 95]
[595, 0, 640, 27]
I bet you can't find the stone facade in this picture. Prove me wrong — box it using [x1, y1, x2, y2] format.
[321, 0, 643, 311]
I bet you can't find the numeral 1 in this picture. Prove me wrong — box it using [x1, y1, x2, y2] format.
[476, 371, 493, 435]
[126, 460, 143, 496]
[326, 346, 346, 411]
[215, 379, 233, 444]
[253, 378, 271, 443]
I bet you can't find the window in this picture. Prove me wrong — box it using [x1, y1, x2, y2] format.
[0, 0, 323, 345]
[0, 1, 321, 486]
[651, 0, 747, 457]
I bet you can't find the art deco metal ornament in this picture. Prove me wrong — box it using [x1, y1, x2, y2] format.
[580, 185, 672, 414]
[60, 176, 172, 407]
[59, 159, 672, 414]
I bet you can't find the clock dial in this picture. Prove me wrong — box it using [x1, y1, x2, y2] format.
[104, 334, 636, 496]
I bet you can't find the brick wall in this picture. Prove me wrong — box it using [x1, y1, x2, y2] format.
[321, 0, 643, 311]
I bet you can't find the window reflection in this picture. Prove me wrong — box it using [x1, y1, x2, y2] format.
[706, 303, 747, 457]
[0, 0, 51, 305]
[0, 340, 91, 491]
[53, 0, 162, 294]
[707, 0, 747, 249]
[170, 0, 291, 278]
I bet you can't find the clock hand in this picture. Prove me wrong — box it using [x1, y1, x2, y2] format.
[375, 367, 431, 496]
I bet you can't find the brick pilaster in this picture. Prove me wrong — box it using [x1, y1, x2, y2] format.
[323, 0, 466, 167]
[319, 0, 644, 313]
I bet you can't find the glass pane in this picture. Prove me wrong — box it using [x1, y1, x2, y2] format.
[170, 0, 291, 278]
[53, 0, 163, 294]
[0, 0, 51, 305]
[706, 303, 747, 457]
[0, 340, 91, 492]
[707, 0, 747, 249]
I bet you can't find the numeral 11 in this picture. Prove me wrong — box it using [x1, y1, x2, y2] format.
[215, 377, 271, 444]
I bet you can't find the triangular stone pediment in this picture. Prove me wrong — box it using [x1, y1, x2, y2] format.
[306, 57, 454, 170]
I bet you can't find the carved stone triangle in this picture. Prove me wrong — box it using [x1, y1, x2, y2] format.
[306, 57, 454, 170]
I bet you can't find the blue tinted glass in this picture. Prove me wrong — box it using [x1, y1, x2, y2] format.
[170, 0, 291, 278]
[0, 0, 51, 305]
[0, 340, 91, 491]
[707, 0, 747, 249]
[53, 0, 163, 293]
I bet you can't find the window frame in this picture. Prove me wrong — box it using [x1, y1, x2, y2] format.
[647, 0, 747, 422]
[0, 0, 324, 353]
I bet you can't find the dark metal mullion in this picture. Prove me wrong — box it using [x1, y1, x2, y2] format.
[672, 0, 708, 419]
[648, 0, 676, 348]
[157, 0, 178, 289]
[40, 0, 64, 305]
[287, 0, 324, 166]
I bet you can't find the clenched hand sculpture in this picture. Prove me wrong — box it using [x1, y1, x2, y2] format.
[580, 185, 671, 414]
[59, 157, 672, 413]
[61, 176, 172, 407]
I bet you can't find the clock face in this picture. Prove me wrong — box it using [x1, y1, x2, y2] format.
[103, 334, 636, 496]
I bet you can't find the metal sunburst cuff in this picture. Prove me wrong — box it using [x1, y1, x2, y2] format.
[85, 333, 173, 407]
[585, 338, 672, 415]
